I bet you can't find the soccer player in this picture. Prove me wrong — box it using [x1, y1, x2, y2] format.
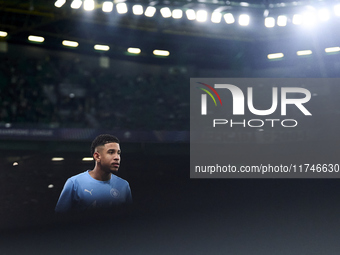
[55, 134, 132, 212]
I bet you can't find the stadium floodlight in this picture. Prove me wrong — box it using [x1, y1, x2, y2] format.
[172, 9, 183, 19]
[132, 5, 143, 15]
[263, 9, 269, 17]
[84, 0, 94, 11]
[265, 17, 275, 27]
[297, 50, 312, 56]
[211, 12, 222, 23]
[94, 44, 110, 51]
[325, 47, 340, 53]
[160, 7, 171, 18]
[196, 10, 208, 22]
[127, 47, 141, 54]
[0, 31, 8, 37]
[277, 15, 287, 26]
[52, 157, 64, 161]
[102, 1, 113, 12]
[292, 14, 303, 25]
[186, 9, 196, 20]
[116, 3, 128, 14]
[54, 0, 66, 8]
[153, 49, 170, 56]
[318, 8, 330, 21]
[145, 6, 156, 17]
[267, 53, 284, 59]
[224, 13, 235, 24]
[240, 2, 249, 7]
[71, 0, 82, 9]
[82, 157, 94, 161]
[303, 11, 316, 26]
[238, 14, 250, 26]
[62, 40, 79, 47]
[28, 35, 45, 42]
[334, 4, 340, 16]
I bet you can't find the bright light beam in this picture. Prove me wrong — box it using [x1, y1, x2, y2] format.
[318, 8, 330, 21]
[196, 10, 208, 22]
[116, 3, 128, 14]
[186, 9, 196, 20]
[0, 31, 8, 37]
[54, 0, 66, 8]
[303, 11, 316, 26]
[71, 0, 82, 9]
[52, 157, 64, 161]
[265, 17, 275, 27]
[211, 12, 222, 23]
[239, 14, 250, 26]
[292, 14, 303, 25]
[224, 13, 235, 24]
[277, 15, 287, 26]
[153, 50, 170, 56]
[325, 47, 340, 53]
[94, 44, 110, 51]
[128, 47, 141, 54]
[334, 4, 340, 16]
[172, 9, 183, 19]
[102, 1, 113, 12]
[82, 157, 94, 161]
[267, 53, 284, 59]
[28, 35, 45, 42]
[297, 50, 312, 56]
[132, 5, 143, 15]
[84, 0, 94, 11]
[62, 40, 79, 47]
[160, 7, 171, 18]
[145, 6, 156, 17]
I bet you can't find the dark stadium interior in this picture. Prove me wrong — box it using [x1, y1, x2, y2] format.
[2, 0, 340, 254]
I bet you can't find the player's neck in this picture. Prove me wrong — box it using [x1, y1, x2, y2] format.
[89, 167, 111, 181]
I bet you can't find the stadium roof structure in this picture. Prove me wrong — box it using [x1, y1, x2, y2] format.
[0, 0, 339, 67]
[1, 0, 338, 42]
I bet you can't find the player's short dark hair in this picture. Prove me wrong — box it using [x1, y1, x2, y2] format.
[91, 134, 120, 156]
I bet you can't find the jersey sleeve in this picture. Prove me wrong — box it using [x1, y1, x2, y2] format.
[125, 183, 133, 204]
[55, 179, 75, 213]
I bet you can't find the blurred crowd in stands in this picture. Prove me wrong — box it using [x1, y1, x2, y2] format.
[2, 44, 336, 132]
[0, 46, 190, 131]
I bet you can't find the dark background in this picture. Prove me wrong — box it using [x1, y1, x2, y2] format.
[1, 0, 340, 254]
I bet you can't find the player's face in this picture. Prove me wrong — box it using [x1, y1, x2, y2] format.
[97, 142, 121, 173]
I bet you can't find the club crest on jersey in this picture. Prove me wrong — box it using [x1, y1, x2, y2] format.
[110, 188, 120, 198]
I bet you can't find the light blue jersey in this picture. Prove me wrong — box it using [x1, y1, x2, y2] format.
[55, 170, 132, 212]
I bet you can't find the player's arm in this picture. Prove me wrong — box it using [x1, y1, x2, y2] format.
[125, 184, 133, 204]
[55, 179, 75, 213]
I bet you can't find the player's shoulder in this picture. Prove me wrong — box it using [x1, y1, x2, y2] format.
[111, 174, 130, 185]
